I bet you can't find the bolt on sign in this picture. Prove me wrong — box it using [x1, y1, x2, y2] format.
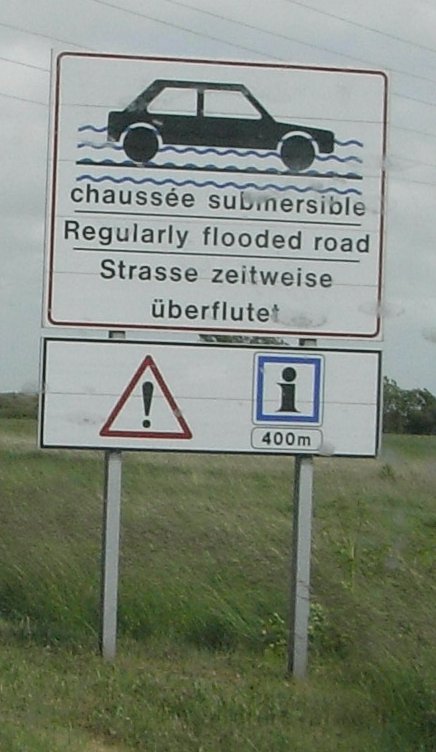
[40, 339, 382, 456]
[44, 52, 387, 338]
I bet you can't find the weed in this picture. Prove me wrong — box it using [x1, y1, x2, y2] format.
[379, 462, 396, 480]
[260, 611, 286, 653]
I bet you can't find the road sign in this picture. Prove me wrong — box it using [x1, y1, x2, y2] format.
[100, 354, 192, 439]
[40, 339, 381, 456]
[44, 52, 387, 338]
[254, 354, 323, 424]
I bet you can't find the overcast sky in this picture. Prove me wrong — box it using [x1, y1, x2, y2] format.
[1, 0, 436, 393]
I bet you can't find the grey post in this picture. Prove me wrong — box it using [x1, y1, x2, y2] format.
[287, 454, 314, 678]
[100, 330, 125, 660]
[287, 338, 316, 678]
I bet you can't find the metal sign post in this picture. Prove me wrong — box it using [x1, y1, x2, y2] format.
[100, 448, 122, 660]
[288, 454, 314, 678]
[100, 331, 125, 661]
[287, 337, 317, 678]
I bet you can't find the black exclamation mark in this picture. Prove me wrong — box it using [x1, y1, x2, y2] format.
[142, 381, 154, 428]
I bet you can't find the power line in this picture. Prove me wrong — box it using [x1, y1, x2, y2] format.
[85, 0, 436, 111]
[390, 155, 436, 170]
[394, 124, 436, 139]
[0, 54, 48, 72]
[399, 92, 436, 109]
[87, 0, 436, 87]
[393, 176, 436, 187]
[2, 6, 436, 110]
[279, 0, 436, 56]
[84, 0, 281, 62]
[3, 49, 436, 114]
[167, 0, 436, 58]
[1, 6, 436, 117]
[0, 19, 87, 50]
[0, 90, 46, 106]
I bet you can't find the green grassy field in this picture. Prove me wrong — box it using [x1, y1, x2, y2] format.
[0, 414, 435, 751]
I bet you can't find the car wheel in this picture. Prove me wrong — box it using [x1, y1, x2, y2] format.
[123, 126, 159, 163]
[280, 134, 315, 171]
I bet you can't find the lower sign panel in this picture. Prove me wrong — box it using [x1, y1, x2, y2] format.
[40, 339, 381, 456]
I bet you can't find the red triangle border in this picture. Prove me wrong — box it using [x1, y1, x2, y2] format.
[100, 355, 192, 440]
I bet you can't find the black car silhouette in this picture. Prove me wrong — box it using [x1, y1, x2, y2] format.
[107, 80, 334, 171]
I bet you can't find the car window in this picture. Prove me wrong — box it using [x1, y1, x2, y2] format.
[203, 90, 262, 119]
[148, 87, 197, 115]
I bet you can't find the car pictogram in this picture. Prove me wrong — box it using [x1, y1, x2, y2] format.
[107, 80, 335, 171]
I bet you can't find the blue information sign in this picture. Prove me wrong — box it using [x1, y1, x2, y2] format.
[254, 354, 323, 424]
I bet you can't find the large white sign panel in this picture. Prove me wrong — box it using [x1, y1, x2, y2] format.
[44, 53, 387, 338]
[40, 340, 381, 456]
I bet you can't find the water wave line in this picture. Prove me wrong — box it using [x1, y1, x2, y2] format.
[76, 174, 362, 195]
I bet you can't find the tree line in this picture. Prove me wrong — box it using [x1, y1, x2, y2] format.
[383, 377, 436, 434]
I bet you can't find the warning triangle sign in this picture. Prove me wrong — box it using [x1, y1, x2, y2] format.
[100, 355, 192, 440]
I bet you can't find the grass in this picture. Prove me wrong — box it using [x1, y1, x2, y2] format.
[0, 414, 435, 750]
[0, 392, 37, 419]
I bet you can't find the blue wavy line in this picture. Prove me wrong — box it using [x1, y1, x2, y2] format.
[78, 141, 123, 150]
[76, 159, 361, 179]
[305, 170, 362, 179]
[77, 158, 136, 166]
[316, 155, 362, 164]
[78, 125, 108, 133]
[76, 149, 362, 172]
[152, 163, 362, 179]
[150, 162, 288, 172]
[76, 174, 362, 195]
[160, 145, 279, 158]
[335, 138, 363, 147]
[77, 144, 362, 166]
